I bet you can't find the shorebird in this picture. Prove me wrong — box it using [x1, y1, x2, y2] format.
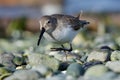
[37, 13, 89, 51]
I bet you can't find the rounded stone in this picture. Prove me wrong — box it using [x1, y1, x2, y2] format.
[66, 63, 84, 77]
[106, 61, 120, 73]
[84, 65, 108, 79]
[49, 51, 81, 62]
[0, 52, 16, 70]
[46, 74, 67, 80]
[0, 67, 12, 75]
[87, 50, 109, 62]
[13, 56, 24, 66]
[28, 53, 60, 71]
[4, 70, 41, 80]
[32, 65, 53, 77]
[111, 51, 120, 61]
[0, 73, 11, 80]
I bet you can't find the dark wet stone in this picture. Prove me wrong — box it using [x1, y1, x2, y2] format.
[82, 61, 103, 70]
[100, 46, 114, 51]
[58, 62, 70, 71]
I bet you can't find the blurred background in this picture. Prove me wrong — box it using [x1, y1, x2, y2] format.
[0, 0, 120, 52]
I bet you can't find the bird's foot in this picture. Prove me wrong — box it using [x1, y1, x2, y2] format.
[50, 47, 72, 52]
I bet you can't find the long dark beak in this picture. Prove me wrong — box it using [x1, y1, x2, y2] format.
[80, 20, 90, 28]
[37, 27, 45, 46]
[81, 20, 90, 25]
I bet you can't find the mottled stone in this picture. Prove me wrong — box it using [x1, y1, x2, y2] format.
[106, 61, 120, 73]
[111, 50, 120, 61]
[81, 72, 117, 80]
[4, 70, 41, 80]
[84, 65, 108, 79]
[0, 52, 16, 70]
[94, 34, 117, 49]
[32, 65, 53, 77]
[0, 67, 12, 75]
[87, 49, 110, 62]
[46, 74, 67, 80]
[28, 53, 60, 71]
[13, 56, 24, 66]
[49, 51, 81, 62]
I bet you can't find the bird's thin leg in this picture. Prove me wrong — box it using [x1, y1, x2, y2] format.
[50, 43, 73, 52]
[61, 45, 65, 48]
[61, 44, 67, 60]
[68, 43, 73, 51]
[51, 44, 73, 61]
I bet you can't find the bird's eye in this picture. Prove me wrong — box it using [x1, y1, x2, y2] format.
[47, 20, 51, 23]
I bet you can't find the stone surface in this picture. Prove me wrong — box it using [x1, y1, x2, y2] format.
[67, 63, 84, 77]
[0, 52, 16, 70]
[32, 65, 53, 77]
[4, 70, 41, 80]
[28, 53, 60, 71]
[46, 74, 67, 80]
[84, 65, 108, 79]
[111, 50, 120, 61]
[49, 51, 81, 62]
[106, 61, 120, 73]
[87, 50, 109, 62]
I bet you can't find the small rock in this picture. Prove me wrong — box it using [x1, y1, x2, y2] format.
[13, 56, 24, 66]
[0, 73, 11, 80]
[82, 72, 117, 80]
[0, 67, 12, 75]
[4, 70, 41, 80]
[32, 65, 53, 77]
[46, 73, 67, 80]
[49, 51, 81, 62]
[67, 63, 84, 77]
[28, 53, 60, 71]
[94, 34, 118, 50]
[0, 52, 16, 70]
[84, 65, 108, 79]
[111, 50, 120, 61]
[106, 61, 120, 73]
[87, 49, 110, 62]
[58, 62, 70, 71]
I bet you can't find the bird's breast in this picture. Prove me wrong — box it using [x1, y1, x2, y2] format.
[52, 25, 81, 43]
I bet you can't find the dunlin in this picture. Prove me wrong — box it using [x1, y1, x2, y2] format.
[37, 14, 89, 51]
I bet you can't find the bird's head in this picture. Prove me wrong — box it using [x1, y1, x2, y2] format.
[37, 16, 57, 46]
[76, 12, 90, 28]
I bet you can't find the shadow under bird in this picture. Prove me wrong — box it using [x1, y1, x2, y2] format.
[37, 14, 89, 51]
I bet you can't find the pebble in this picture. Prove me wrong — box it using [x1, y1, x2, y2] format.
[87, 49, 110, 62]
[49, 51, 81, 62]
[66, 63, 84, 77]
[106, 61, 120, 73]
[110, 50, 120, 61]
[32, 65, 53, 77]
[28, 53, 60, 71]
[0, 52, 16, 70]
[4, 70, 41, 80]
[46, 73, 67, 80]
[84, 65, 108, 79]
